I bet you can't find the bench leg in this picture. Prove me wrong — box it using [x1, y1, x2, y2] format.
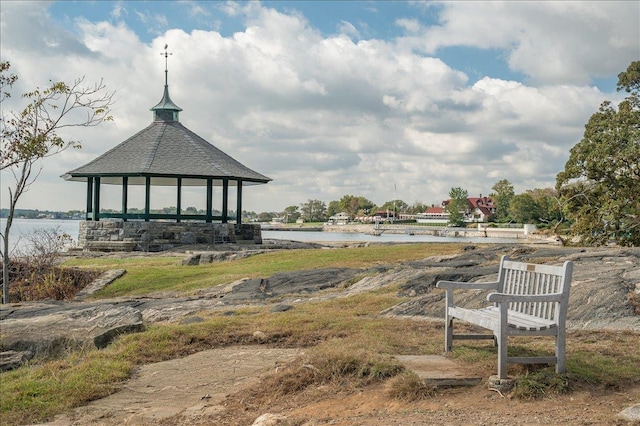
[445, 317, 453, 352]
[555, 330, 566, 374]
[497, 331, 508, 379]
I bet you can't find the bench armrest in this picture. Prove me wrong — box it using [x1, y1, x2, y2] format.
[436, 280, 500, 290]
[487, 292, 563, 303]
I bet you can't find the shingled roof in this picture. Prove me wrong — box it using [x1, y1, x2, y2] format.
[62, 120, 271, 186]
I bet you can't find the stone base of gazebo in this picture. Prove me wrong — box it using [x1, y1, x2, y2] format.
[79, 221, 262, 252]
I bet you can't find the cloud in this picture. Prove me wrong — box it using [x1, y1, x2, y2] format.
[338, 20, 360, 39]
[110, 1, 127, 20]
[0, 1, 631, 214]
[405, 1, 640, 86]
[134, 9, 169, 36]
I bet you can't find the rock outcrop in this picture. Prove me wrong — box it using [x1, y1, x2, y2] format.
[1, 304, 144, 360]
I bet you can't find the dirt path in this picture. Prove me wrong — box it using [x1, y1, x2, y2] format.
[37, 347, 301, 426]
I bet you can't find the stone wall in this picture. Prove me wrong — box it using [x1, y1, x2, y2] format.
[322, 223, 531, 239]
[79, 221, 262, 251]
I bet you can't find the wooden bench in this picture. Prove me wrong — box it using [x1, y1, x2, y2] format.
[436, 255, 573, 379]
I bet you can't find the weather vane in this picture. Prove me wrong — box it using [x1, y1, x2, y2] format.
[161, 44, 172, 86]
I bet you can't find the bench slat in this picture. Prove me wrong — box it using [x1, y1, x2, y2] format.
[449, 306, 556, 332]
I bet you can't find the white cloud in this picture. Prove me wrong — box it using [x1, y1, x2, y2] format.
[110, 1, 127, 20]
[0, 1, 630, 215]
[407, 1, 640, 85]
[134, 9, 169, 36]
[338, 20, 360, 39]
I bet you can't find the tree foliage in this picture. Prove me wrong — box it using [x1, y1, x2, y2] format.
[445, 187, 468, 227]
[490, 179, 515, 223]
[508, 193, 540, 224]
[325, 200, 340, 218]
[379, 199, 408, 214]
[1, 62, 115, 303]
[336, 195, 375, 217]
[408, 201, 428, 215]
[300, 199, 327, 222]
[283, 205, 300, 223]
[527, 188, 563, 226]
[556, 61, 640, 246]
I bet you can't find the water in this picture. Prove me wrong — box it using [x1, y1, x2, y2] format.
[262, 230, 519, 244]
[0, 218, 81, 253]
[1, 219, 520, 253]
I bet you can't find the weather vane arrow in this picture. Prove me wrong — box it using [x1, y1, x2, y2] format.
[161, 44, 172, 85]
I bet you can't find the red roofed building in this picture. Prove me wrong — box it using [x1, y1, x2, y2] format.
[416, 206, 449, 224]
[419, 195, 496, 225]
[466, 196, 496, 222]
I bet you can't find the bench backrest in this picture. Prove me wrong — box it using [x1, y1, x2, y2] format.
[497, 255, 573, 323]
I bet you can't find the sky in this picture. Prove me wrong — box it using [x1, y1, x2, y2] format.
[1, 1, 639, 214]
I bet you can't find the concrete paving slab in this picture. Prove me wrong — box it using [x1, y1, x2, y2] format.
[395, 355, 482, 387]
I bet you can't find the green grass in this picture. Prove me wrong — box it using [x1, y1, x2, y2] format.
[1, 353, 132, 425]
[64, 243, 464, 298]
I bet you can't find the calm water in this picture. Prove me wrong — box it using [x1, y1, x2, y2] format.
[262, 230, 519, 244]
[0, 218, 81, 253]
[1, 219, 520, 253]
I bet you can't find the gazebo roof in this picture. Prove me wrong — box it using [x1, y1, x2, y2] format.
[62, 70, 270, 187]
[62, 121, 271, 186]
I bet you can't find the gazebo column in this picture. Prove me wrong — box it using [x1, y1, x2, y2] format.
[122, 176, 128, 222]
[176, 177, 182, 223]
[206, 178, 213, 223]
[222, 179, 229, 223]
[236, 180, 242, 225]
[144, 176, 151, 222]
[93, 177, 101, 221]
[86, 178, 93, 221]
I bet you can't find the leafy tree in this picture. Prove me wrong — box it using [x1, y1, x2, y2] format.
[508, 193, 540, 224]
[408, 201, 428, 214]
[242, 210, 258, 221]
[257, 211, 274, 222]
[380, 199, 409, 214]
[490, 179, 515, 222]
[556, 61, 640, 246]
[1, 62, 114, 303]
[300, 199, 326, 222]
[527, 188, 563, 227]
[445, 187, 468, 227]
[283, 205, 300, 223]
[337, 195, 374, 218]
[326, 200, 341, 218]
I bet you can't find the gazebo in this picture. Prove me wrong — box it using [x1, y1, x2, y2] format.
[62, 52, 271, 250]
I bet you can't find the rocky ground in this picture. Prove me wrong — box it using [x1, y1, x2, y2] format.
[1, 242, 640, 425]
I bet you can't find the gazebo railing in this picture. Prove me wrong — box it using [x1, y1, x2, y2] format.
[87, 212, 233, 222]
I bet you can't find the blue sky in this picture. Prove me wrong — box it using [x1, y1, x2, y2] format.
[1, 1, 638, 213]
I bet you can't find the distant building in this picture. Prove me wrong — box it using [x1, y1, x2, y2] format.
[464, 196, 496, 222]
[419, 195, 496, 225]
[328, 212, 350, 225]
[416, 206, 449, 225]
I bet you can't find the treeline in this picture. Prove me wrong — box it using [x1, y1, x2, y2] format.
[259, 196, 428, 223]
[258, 179, 562, 229]
[0, 209, 84, 220]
